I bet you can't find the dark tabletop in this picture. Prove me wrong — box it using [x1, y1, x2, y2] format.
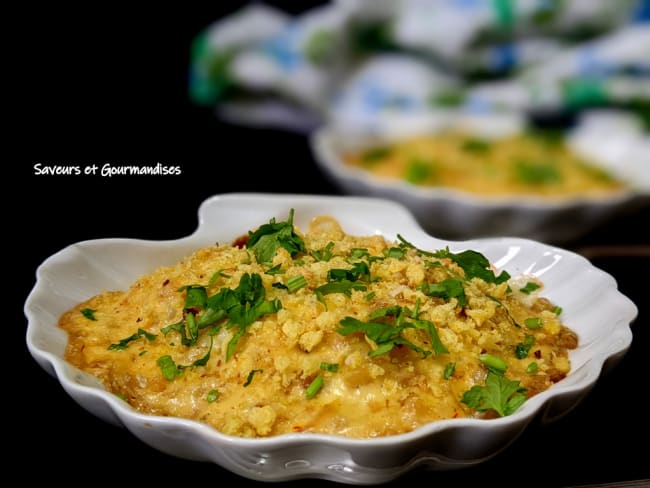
[15, 3, 649, 485]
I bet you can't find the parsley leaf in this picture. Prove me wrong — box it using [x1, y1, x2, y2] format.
[515, 335, 535, 359]
[157, 355, 183, 381]
[461, 372, 527, 417]
[520, 281, 540, 294]
[320, 362, 339, 372]
[246, 209, 306, 265]
[419, 278, 467, 307]
[243, 369, 263, 387]
[108, 328, 157, 351]
[443, 362, 456, 380]
[81, 308, 97, 321]
[361, 147, 391, 165]
[432, 248, 510, 284]
[338, 307, 448, 358]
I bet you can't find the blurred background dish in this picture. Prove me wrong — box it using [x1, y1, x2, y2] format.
[189, 0, 650, 242]
[311, 109, 650, 242]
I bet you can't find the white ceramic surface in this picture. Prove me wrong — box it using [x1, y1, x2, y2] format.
[310, 113, 650, 243]
[25, 193, 636, 484]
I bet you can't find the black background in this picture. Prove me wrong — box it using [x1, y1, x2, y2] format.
[16, 2, 649, 485]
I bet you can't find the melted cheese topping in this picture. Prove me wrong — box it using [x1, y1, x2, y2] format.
[60, 216, 577, 438]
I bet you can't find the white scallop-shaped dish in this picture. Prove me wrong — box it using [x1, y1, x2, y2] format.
[25, 193, 636, 484]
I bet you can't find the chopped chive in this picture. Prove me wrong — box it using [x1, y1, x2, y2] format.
[480, 354, 507, 375]
[287, 275, 308, 293]
[520, 282, 540, 294]
[527, 362, 538, 374]
[524, 317, 543, 329]
[306, 374, 324, 399]
[207, 389, 220, 403]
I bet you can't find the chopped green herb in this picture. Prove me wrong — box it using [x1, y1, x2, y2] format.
[397, 237, 510, 284]
[272, 282, 288, 290]
[404, 158, 433, 184]
[306, 374, 324, 399]
[328, 261, 370, 282]
[349, 248, 370, 260]
[157, 355, 182, 381]
[479, 354, 507, 375]
[311, 241, 335, 262]
[431, 247, 511, 284]
[527, 362, 538, 374]
[383, 247, 406, 259]
[246, 209, 306, 266]
[207, 389, 219, 403]
[108, 328, 157, 351]
[286, 275, 308, 293]
[361, 147, 391, 165]
[364, 291, 376, 301]
[139, 350, 147, 356]
[315, 281, 367, 301]
[338, 307, 447, 358]
[190, 337, 213, 367]
[514, 160, 561, 185]
[462, 138, 491, 153]
[461, 372, 527, 417]
[524, 317, 543, 329]
[243, 369, 263, 387]
[320, 362, 339, 373]
[81, 308, 97, 321]
[443, 362, 456, 380]
[520, 282, 540, 294]
[515, 335, 535, 359]
[265, 264, 284, 275]
[208, 270, 231, 285]
[553, 305, 563, 316]
[419, 278, 467, 307]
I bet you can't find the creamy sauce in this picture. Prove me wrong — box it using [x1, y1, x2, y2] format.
[60, 216, 577, 438]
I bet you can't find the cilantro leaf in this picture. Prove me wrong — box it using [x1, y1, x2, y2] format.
[157, 355, 183, 381]
[419, 278, 467, 307]
[520, 282, 540, 295]
[108, 328, 157, 351]
[320, 362, 339, 372]
[432, 248, 510, 284]
[81, 308, 97, 321]
[243, 369, 263, 387]
[515, 335, 535, 359]
[338, 310, 447, 358]
[246, 209, 306, 265]
[461, 372, 527, 417]
[443, 362, 456, 380]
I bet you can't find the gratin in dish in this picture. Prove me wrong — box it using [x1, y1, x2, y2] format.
[343, 131, 624, 197]
[60, 211, 577, 439]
